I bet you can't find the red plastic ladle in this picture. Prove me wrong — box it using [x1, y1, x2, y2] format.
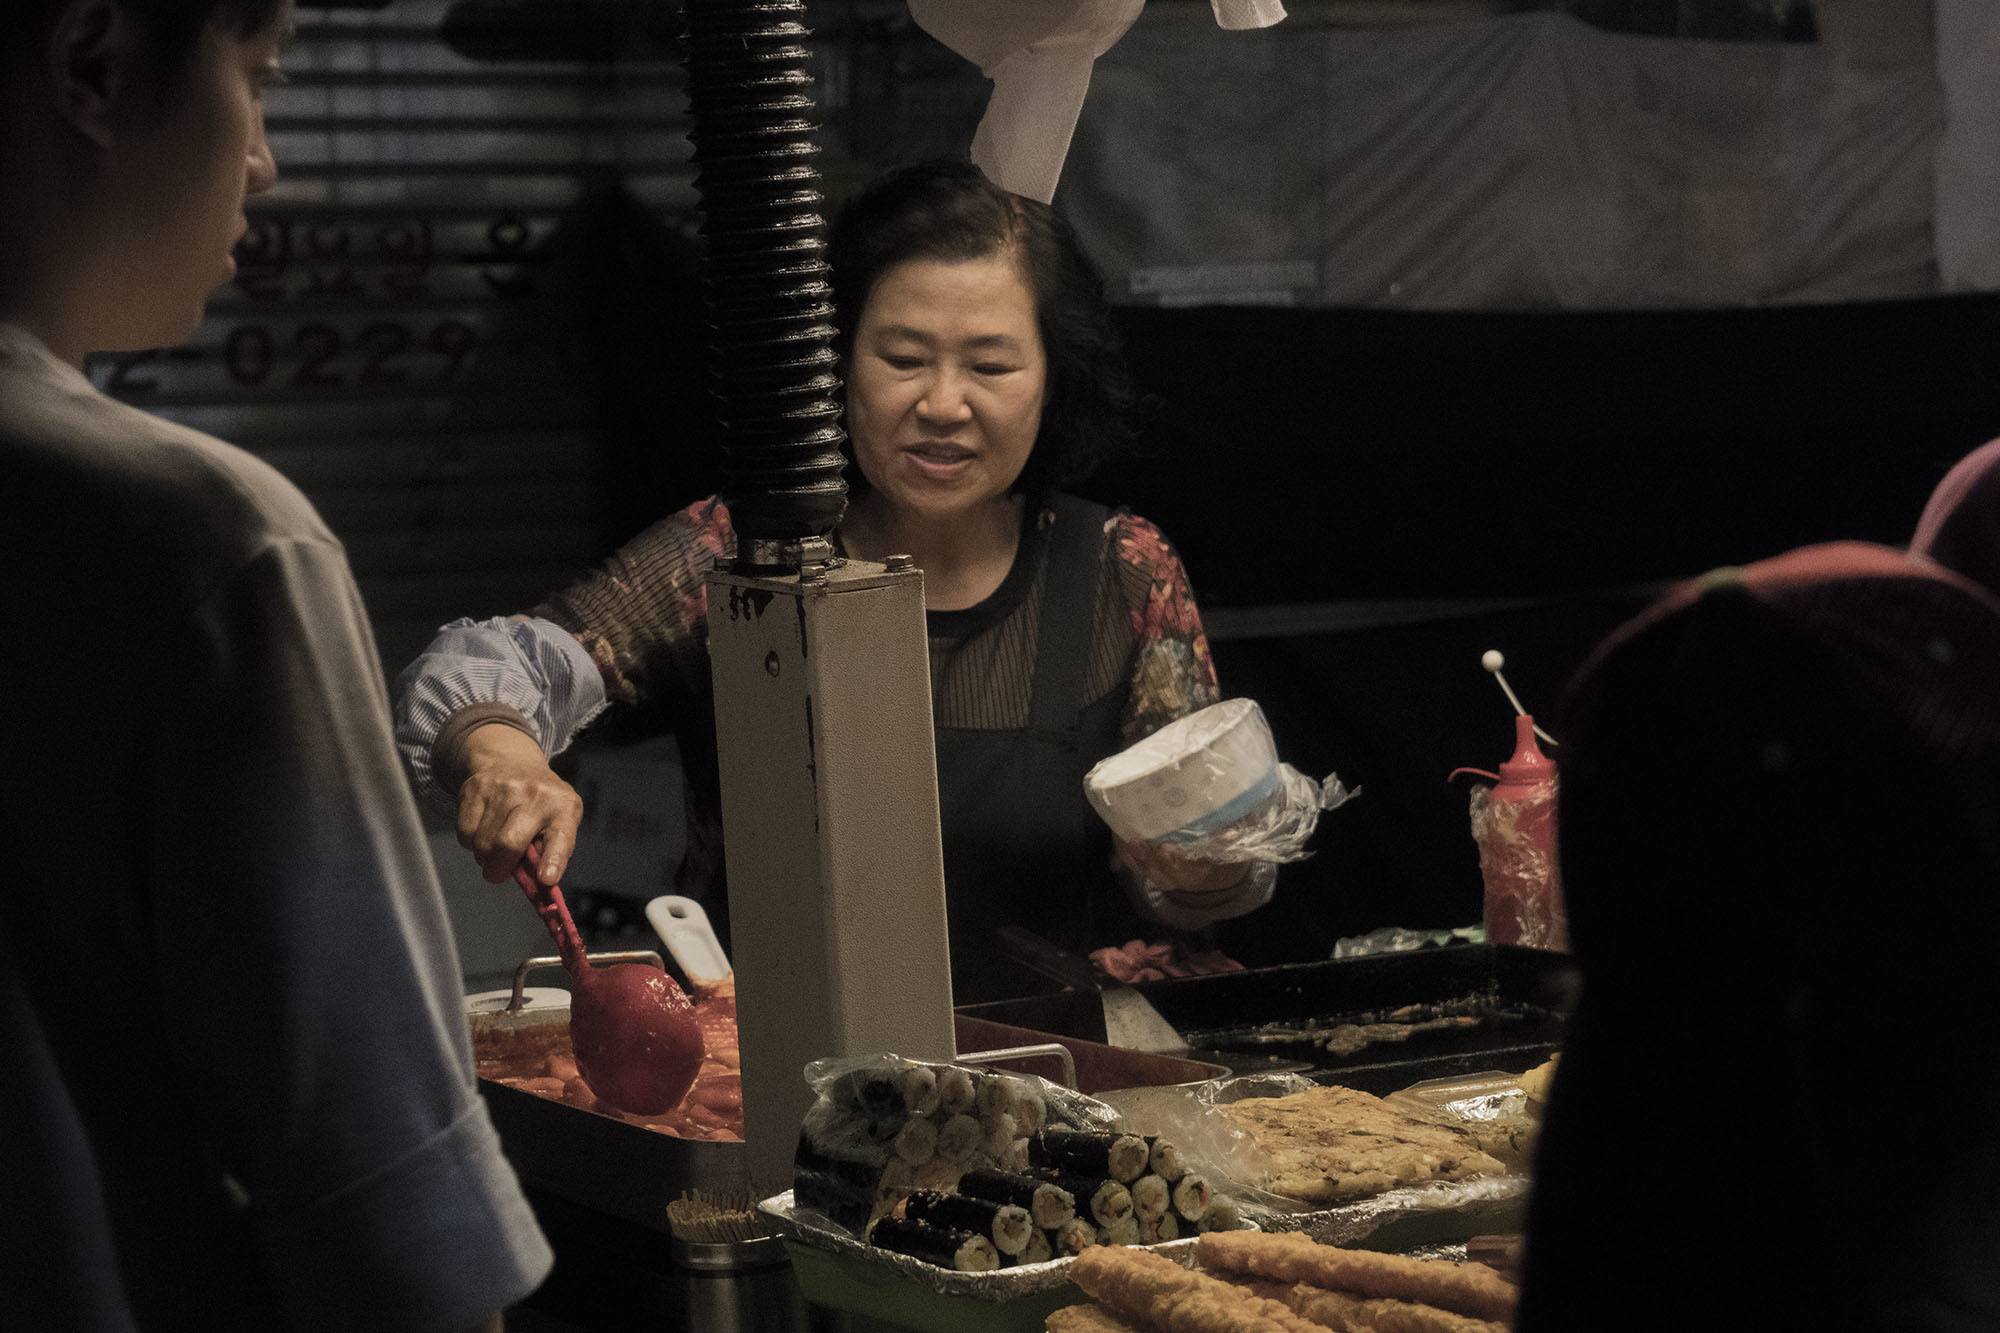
[513, 844, 704, 1116]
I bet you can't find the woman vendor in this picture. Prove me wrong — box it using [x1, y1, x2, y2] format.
[394, 160, 1272, 1002]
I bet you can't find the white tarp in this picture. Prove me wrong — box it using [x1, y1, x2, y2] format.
[1058, 9, 1944, 309]
[905, 0, 1286, 205]
[1936, 0, 2000, 292]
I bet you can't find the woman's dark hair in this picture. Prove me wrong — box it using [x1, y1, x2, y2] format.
[5, 0, 288, 75]
[829, 158, 1137, 494]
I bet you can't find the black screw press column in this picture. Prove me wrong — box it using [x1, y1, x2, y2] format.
[681, 0, 848, 568]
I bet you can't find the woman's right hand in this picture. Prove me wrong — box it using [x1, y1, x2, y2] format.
[456, 722, 585, 886]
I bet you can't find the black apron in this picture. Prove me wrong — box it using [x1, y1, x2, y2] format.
[934, 494, 1145, 1003]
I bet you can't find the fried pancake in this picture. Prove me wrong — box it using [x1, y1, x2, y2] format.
[1219, 1086, 1507, 1203]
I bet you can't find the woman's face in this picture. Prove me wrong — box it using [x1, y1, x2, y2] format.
[101, 8, 285, 349]
[846, 250, 1048, 522]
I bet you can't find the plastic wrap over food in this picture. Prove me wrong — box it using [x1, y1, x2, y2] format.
[1085, 698, 1356, 863]
[793, 1053, 1118, 1238]
[1098, 1073, 1310, 1221]
[1467, 783, 1568, 950]
[1108, 1074, 1529, 1247]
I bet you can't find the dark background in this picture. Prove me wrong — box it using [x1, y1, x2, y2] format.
[1068, 295, 2000, 962]
[608, 291, 2000, 962]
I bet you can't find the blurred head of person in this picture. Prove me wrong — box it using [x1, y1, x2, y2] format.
[1913, 437, 2000, 601]
[1520, 542, 2000, 1332]
[0, 0, 292, 364]
[829, 158, 1135, 523]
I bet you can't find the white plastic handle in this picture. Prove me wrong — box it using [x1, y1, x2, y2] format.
[645, 895, 733, 987]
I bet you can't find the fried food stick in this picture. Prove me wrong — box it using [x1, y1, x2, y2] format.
[1047, 1304, 1148, 1333]
[1196, 1232, 1517, 1323]
[1069, 1245, 1325, 1333]
[1285, 1284, 1508, 1333]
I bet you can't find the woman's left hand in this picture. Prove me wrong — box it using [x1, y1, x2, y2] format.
[1114, 836, 1250, 897]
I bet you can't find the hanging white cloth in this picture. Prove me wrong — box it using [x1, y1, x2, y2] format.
[905, 0, 1287, 204]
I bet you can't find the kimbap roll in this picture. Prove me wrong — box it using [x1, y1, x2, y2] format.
[977, 1075, 1017, 1121]
[1012, 1084, 1048, 1135]
[876, 1157, 915, 1204]
[935, 1114, 984, 1164]
[932, 1104, 980, 1160]
[823, 1068, 911, 1141]
[892, 1115, 937, 1166]
[1170, 1173, 1211, 1224]
[1051, 1217, 1098, 1256]
[900, 1064, 941, 1118]
[794, 1132, 887, 1195]
[958, 1167, 1075, 1230]
[828, 1067, 904, 1117]
[1138, 1211, 1180, 1245]
[1145, 1136, 1186, 1183]
[793, 1168, 871, 1234]
[1129, 1173, 1170, 1221]
[1198, 1197, 1241, 1233]
[1019, 1229, 1054, 1265]
[1097, 1215, 1141, 1247]
[902, 1189, 1034, 1257]
[870, 1216, 999, 1272]
[1031, 1169, 1133, 1230]
[937, 1066, 977, 1115]
[1028, 1128, 1150, 1184]
[980, 1111, 1017, 1159]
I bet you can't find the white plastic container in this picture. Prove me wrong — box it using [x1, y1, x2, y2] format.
[1085, 699, 1283, 846]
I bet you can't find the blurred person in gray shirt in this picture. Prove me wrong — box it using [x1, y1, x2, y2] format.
[0, 2, 552, 1328]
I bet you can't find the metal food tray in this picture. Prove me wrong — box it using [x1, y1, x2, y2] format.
[472, 951, 745, 1235]
[759, 1189, 1200, 1333]
[961, 944, 1574, 1093]
[1205, 1069, 1534, 1250]
[1257, 1175, 1530, 1251]
[761, 1173, 1525, 1333]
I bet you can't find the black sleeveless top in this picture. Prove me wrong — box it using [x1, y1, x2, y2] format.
[929, 493, 1145, 1003]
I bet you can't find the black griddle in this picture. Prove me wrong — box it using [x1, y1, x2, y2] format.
[958, 944, 1575, 1095]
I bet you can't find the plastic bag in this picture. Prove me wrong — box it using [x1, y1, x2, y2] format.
[1097, 1073, 1325, 1228]
[1331, 924, 1486, 960]
[1086, 698, 1358, 864]
[1467, 784, 1568, 950]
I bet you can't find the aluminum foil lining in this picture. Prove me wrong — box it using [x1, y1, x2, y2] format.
[1402, 1242, 1472, 1263]
[1254, 1175, 1529, 1247]
[759, 1190, 1200, 1302]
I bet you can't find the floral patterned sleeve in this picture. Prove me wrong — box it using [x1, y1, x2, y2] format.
[1113, 514, 1221, 745]
[531, 496, 734, 711]
[1104, 513, 1273, 942]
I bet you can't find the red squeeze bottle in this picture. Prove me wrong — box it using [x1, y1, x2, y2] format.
[1450, 714, 1568, 951]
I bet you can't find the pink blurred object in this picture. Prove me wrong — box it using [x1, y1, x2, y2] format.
[1453, 714, 1568, 951]
[1090, 937, 1246, 985]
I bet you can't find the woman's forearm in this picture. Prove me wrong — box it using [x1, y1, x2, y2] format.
[392, 615, 607, 811]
